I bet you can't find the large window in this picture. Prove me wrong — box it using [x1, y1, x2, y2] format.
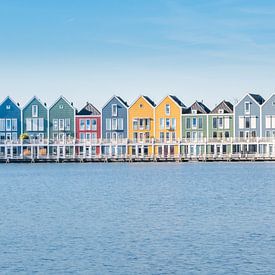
[112, 118, 117, 130]
[91, 119, 97, 131]
[145, 119, 150, 130]
[166, 118, 170, 129]
[133, 119, 138, 130]
[86, 119, 91, 130]
[186, 118, 191, 129]
[53, 119, 58, 131]
[0, 119, 5, 131]
[6, 119, 11, 131]
[80, 119, 85, 130]
[239, 117, 244, 129]
[251, 116, 256, 129]
[244, 102, 250, 114]
[198, 117, 203, 129]
[59, 119, 65, 131]
[65, 119, 70, 131]
[106, 119, 111, 130]
[39, 118, 44, 131]
[218, 117, 223, 129]
[32, 118, 38, 131]
[224, 117, 230, 129]
[160, 118, 164, 130]
[32, 105, 38, 117]
[171, 118, 176, 130]
[212, 117, 217, 128]
[12, 119, 17, 131]
[192, 117, 197, 129]
[118, 118, 123, 130]
[245, 117, 250, 128]
[26, 118, 32, 131]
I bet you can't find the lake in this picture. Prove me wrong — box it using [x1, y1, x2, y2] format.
[0, 163, 274, 274]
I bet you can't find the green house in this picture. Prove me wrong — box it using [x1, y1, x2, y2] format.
[49, 96, 76, 141]
[22, 96, 48, 142]
[181, 101, 210, 156]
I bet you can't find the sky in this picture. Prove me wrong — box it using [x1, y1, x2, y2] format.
[1, 0, 275, 110]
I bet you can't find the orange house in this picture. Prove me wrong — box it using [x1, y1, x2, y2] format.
[128, 96, 156, 157]
[155, 95, 185, 156]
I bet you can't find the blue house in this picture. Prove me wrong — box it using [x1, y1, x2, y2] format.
[261, 94, 275, 139]
[101, 95, 129, 156]
[234, 93, 265, 139]
[0, 96, 21, 142]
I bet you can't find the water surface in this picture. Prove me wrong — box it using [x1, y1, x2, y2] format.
[0, 163, 274, 274]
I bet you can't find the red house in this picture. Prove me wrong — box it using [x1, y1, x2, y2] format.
[76, 102, 101, 156]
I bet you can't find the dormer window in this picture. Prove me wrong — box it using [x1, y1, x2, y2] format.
[32, 105, 38, 117]
[112, 104, 117, 116]
[244, 102, 250, 114]
[6, 105, 10, 110]
[218, 109, 224, 114]
[165, 104, 170, 115]
[59, 105, 64, 109]
[192, 109, 197, 114]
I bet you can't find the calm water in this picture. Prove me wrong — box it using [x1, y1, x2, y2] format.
[0, 163, 275, 274]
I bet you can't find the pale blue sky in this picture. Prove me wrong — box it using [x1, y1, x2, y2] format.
[1, 0, 275, 109]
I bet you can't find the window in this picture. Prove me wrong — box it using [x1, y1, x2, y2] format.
[224, 117, 230, 129]
[171, 118, 176, 130]
[139, 119, 144, 130]
[112, 118, 117, 130]
[6, 105, 10, 110]
[245, 117, 250, 128]
[32, 118, 38, 131]
[272, 116, 275, 128]
[225, 131, 230, 138]
[239, 117, 244, 129]
[160, 132, 164, 140]
[91, 119, 97, 131]
[39, 118, 44, 131]
[186, 132, 191, 139]
[59, 105, 64, 109]
[106, 119, 111, 130]
[106, 132, 111, 139]
[32, 105, 38, 117]
[160, 118, 164, 130]
[212, 117, 217, 128]
[6, 119, 11, 131]
[165, 104, 170, 115]
[266, 130, 271, 137]
[118, 118, 123, 130]
[65, 119, 70, 131]
[213, 132, 217, 138]
[86, 119, 91, 130]
[166, 132, 170, 141]
[192, 131, 197, 140]
[145, 119, 150, 130]
[133, 132, 138, 141]
[59, 119, 65, 130]
[266, 116, 271, 128]
[198, 117, 203, 129]
[53, 119, 58, 131]
[80, 119, 85, 130]
[251, 116, 256, 129]
[186, 118, 191, 129]
[26, 118, 32, 131]
[112, 104, 117, 116]
[240, 131, 244, 138]
[192, 117, 197, 129]
[166, 118, 170, 129]
[80, 133, 85, 140]
[218, 117, 223, 129]
[133, 119, 138, 130]
[91, 133, 97, 141]
[252, 131, 256, 137]
[0, 119, 5, 131]
[12, 119, 17, 131]
[198, 131, 203, 140]
[172, 132, 176, 140]
[244, 102, 250, 114]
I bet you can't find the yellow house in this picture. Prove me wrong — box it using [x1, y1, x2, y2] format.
[155, 95, 185, 156]
[128, 96, 156, 157]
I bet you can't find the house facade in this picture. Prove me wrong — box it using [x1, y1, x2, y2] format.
[22, 96, 48, 142]
[49, 96, 75, 142]
[181, 101, 210, 156]
[76, 102, 101, 156]
[207, 100, 234, 155]
[234, 93, 264, 139]
[261, 94, 275, 139]
[101, 96, 128, 156]
[128, 96, 156, 157]
[0, 97, 21, 142]
[155, 95, 185, 156]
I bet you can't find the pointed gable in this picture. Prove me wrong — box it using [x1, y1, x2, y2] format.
[77, 102, 100, 116]
[183, 101, 210, 114]
[211, 100, 233, 114]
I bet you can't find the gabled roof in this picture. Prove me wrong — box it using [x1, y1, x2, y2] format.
[0, 96, 21, 109]
[102, 95, 129, 110]
[77, 102, 101, 116]
[156, 95, 185, 109]
[183, 101, 210, 114]
[249, 93, 265, 105]
[211, 100, 233, 114]
[262, 93, 275, 108]
[130, 95, 156, 108]
[49, 95, 75, 110]
[23, 96, 47, 110]
[235, 93, 265, 108]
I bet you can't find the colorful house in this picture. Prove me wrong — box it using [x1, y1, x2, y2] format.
[155, 95, 185, 157]
[234, 93, 264, 139]
[22, 96, 48, 142]
[101, 96, 128, 156]
[181, 101, 210, 156]
[128, 95, 156, 157]
[0, 96, 21, 142]
[207, 100, 234, 155]
[49, 96, 76, 142]
[76, 102, 101, 156]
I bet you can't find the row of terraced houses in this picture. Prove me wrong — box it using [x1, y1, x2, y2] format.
[1, 93, 275, 159]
